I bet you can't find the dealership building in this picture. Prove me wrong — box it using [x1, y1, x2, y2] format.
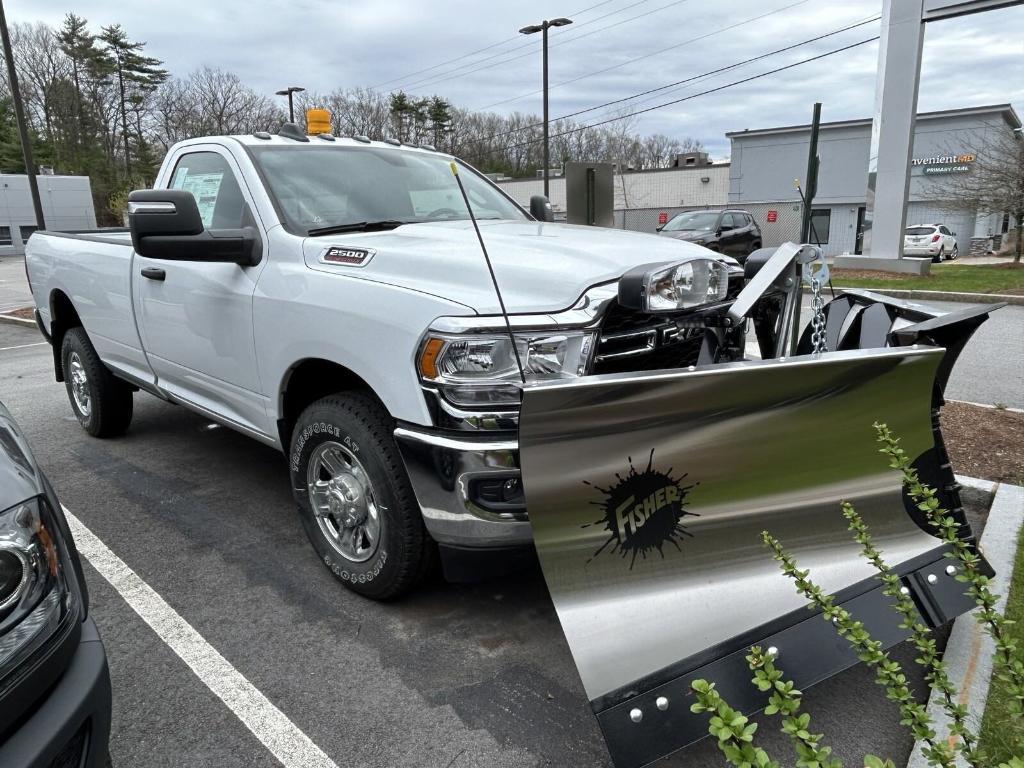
[0, 173, 96, 257]
[497, 103, 1020, 257]
[727, 103, 1020, 257]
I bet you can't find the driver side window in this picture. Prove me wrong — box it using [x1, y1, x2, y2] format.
[169, 151, 246, 230]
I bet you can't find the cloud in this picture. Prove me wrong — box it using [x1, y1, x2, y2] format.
[9, 0, 1022, 158]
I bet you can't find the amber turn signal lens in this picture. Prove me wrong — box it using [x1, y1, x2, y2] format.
[418, 338, 445, 379]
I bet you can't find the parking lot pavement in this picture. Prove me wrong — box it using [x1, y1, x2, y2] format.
[0, 321, 989, 767]
[799, 297, 1024, 408]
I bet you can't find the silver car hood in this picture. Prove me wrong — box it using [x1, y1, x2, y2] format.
[302, 220, 735, 315]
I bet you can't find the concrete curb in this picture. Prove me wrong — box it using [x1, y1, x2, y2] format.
[0, 313, 35, 328]
[906, 481, 1024, 768]
[806, 287, 1023, 306]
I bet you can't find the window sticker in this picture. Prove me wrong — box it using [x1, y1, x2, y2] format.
[172, 169, 224, 228]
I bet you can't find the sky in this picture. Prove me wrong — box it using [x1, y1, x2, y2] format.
[10, 0, 1024, 158]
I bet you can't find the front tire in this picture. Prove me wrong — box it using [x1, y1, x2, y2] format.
[61, 327, 133, 438]
[289, 393, 432, 599]
[947, 245, 959, 260]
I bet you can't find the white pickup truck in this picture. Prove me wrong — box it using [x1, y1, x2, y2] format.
[23, 125, 992, 613]
[25, 126, 1005, 764]
[25, 127, 749, 597]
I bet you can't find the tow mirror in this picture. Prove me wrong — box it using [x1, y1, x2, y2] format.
[529, 194, 555, 222]
[128, 189, 260, 266]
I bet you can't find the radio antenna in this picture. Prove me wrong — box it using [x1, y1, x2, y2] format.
[449, 162, 526, 384]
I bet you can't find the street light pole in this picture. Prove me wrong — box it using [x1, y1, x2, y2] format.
[275, 86, 306, 123]
[0, 0, 45, 230]
[520, 17, 572, 199]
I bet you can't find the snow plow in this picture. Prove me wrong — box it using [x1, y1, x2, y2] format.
[518, 244, 1002, 767]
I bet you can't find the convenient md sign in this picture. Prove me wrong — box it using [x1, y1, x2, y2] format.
[911, 153, 976, 174]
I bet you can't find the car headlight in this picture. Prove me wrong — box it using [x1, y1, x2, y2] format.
[0, 496, 76, 683]
[418, 331, 596, 407]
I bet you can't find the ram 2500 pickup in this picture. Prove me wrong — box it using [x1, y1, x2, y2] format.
[24, 124, 995, 617]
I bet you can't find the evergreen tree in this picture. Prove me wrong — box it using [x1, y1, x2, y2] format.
[98, 24, 168, 175]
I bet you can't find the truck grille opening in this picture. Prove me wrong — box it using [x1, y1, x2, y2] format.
[592, 306, 705, 374]
[591, 278, 742, 375]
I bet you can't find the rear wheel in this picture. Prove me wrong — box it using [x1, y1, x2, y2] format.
[933, 248, 944, 264]
[289, 393, 432, 599]
[61, 327, 133, 438]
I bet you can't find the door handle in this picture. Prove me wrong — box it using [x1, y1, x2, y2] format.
[141, 267, 166, 281]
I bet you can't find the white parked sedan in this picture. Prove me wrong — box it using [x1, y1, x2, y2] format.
[903, 223, 959, 262]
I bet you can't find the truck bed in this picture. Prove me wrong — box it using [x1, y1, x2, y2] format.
[26, 230, 152, 388]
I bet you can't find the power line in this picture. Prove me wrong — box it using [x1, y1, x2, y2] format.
[394, 0, 694, 95]
[367, 0, 624, 90]
[504, 36, 879, 150]
[471, 0, 816, 111]
[463, 18, 880, 146]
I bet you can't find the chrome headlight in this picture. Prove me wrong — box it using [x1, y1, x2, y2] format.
[618, 257, 729, 313]
[418, 331, 595, 407]
[0, 497, 76, 683]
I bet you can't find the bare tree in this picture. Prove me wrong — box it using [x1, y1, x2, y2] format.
[929, 125, 1023, 263]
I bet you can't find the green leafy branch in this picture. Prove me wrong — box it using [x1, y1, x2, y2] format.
[842, 500, 979, 766]
[875, 422, 1024, 716]
[690, 679, 779, 768]
[747, 645, 841, 768]
[761, 530, 957, 768]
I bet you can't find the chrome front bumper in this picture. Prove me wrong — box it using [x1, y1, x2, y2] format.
[393, 427, 532, 548]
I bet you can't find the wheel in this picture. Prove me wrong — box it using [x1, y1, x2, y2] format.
[933, 248, 943, 264]
[947, 245, 958, 260]
[289, 393, 432, 599]
[61, 327, 133, 438]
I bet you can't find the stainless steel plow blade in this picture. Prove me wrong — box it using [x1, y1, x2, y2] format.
[519, 286, 998, 767]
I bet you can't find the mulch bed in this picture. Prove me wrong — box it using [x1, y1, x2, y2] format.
[1, 307, 34, 320]
[942, 401, 1024, 485]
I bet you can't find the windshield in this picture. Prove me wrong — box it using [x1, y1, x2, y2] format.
[662, 211, 720, 231]
[905, 227, 935, 236]
[250, 146, 528, 234]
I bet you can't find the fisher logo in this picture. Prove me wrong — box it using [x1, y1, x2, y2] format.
[582, 450, 698, 569]
[320, 246, 375, 267]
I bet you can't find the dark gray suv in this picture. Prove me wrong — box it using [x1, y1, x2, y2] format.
[0, 399, 111, 768]
[657, 209, 762, 261]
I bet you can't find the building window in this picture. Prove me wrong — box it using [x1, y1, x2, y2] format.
[0, 226, 11, 246]
[809, 209, 831, 244]
[19, 225, 38, 243]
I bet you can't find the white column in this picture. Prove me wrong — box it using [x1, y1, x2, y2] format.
[862, 0, 925, 259]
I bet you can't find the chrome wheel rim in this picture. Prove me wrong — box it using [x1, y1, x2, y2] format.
[69, 352, 91, 417]
[306, 441, 382, 563]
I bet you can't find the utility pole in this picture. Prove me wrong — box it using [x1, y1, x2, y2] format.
[0, 0, 46, 230]
[800, 103, 821, 243]
[519, 17, 573, 199]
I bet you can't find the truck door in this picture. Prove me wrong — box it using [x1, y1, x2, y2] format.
[133, 146, 270, 438]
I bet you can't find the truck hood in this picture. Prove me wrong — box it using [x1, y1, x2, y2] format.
[302, 220, 737, 315]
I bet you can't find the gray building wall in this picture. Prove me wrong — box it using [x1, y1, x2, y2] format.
[497, 164, 730, 223]
[0, 175, 97, 257]
[727, 105, 1020, 257]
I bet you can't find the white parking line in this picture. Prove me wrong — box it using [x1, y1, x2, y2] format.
[0, 342, 46, 352]
[63, 506, 340, 768]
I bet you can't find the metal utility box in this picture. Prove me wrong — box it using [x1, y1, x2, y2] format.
[565, 162, 614, 227]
